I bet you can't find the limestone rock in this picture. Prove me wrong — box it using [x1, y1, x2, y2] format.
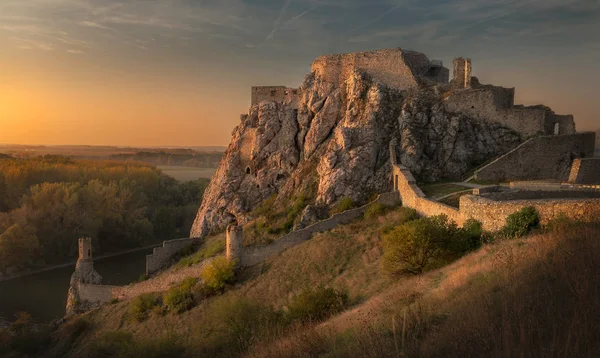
[190, 61, 521, 238]
[293, 205, 320, 231]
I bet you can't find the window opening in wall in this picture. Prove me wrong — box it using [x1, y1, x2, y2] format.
[554, 122, 560, 135]
[394, 175, 399, 191]
[87, 249, 91, 258]
[246, 167, 251, 175]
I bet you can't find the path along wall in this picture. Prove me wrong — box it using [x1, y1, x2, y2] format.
[568, 158, 600, 184]
[392, 164, 466, 226]
[394, 163, 600, 232]
[146, 238, 195, 276]
[240, 191, 400, 267]
[474, 132, 596, 182]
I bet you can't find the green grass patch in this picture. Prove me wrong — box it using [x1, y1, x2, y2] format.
[176, 238, 226, 268]
[420, 183, 469, 198]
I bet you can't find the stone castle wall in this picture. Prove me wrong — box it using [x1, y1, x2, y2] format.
[310, 48, 435, 91]
[393, 162, 600, 232]
[392, 164, 466, 226]
[251, 86, 299, 106]
[460, 195, 600, 231]
[475, 132, 596, 182]
[568, 158, 600, 184]
[146, 238, 195, 275]
[77, 283, 116, 304]
[240, 191, 400, 267]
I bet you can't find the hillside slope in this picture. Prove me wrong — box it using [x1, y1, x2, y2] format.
[10, 209, 596, 357]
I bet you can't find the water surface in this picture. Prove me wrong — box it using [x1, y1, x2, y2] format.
[0, 248, 153, 323]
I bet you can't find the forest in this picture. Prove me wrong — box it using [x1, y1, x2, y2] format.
[0, 155, 209, 275]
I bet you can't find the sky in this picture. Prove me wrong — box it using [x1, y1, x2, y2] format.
[0, 0, 599, 146]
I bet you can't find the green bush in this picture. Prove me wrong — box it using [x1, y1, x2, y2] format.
[384, 214, 482, 274]
[286, 286, 349, 323]
[331, 197, 355, 215]
[200, 256, 236, 293]
[129, 293, 161, 322]
[364, 202, 386, 220]
[164, 278, 197, 314]
[176, 238, 226, 268]
[501, 206, 540, 238]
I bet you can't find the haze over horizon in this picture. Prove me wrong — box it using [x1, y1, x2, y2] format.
[1, 0, 599, 147]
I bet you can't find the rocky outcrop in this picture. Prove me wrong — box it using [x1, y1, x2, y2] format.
[190, 52, 523, 238]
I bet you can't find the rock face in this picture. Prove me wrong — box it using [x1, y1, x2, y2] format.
[190, 51, 522, 238]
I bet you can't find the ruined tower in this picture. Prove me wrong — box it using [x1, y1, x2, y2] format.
[66, 237, 102, 315]
[226, 224, 243, 268]
[453, 57, 472, 88]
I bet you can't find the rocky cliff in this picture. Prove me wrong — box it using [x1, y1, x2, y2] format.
[190, 53, 522, 238]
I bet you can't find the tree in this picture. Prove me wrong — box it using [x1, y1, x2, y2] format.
[0, 224, 39, 272]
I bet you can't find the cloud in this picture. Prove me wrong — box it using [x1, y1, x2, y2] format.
[265, 0, 292, 42]
[67, 49, 85, 54]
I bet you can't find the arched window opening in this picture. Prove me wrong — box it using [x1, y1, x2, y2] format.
[245, 167, 251, 175]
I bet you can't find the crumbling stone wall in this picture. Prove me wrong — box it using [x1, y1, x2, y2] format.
[251, 86, 299, 107]
[77, 283, 115, 304]
[460, 194, 600, 231]
[392, 164, 465, 225]
[394, 162, 600, 232]
[475, 132, 596, 182]
[310, 48, 445, 91]
[443, 88, 556, 138]
[241, 191, 400, 267]
[452, 57, 472, 88]
[568, 158, 600, 184]
[226, 224, 243, 268]
[146, 238, 195, 275]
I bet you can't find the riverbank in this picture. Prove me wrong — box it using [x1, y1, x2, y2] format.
[0, 243, 161, 283]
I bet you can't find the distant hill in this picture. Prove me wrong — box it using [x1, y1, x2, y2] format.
[0, 145, 224, 167]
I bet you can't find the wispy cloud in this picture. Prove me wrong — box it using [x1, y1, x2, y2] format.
[266, 0, 292, 42]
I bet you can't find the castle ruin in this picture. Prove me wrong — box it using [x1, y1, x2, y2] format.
[66, 238, 103, 316]
[247, 47, 575, 140]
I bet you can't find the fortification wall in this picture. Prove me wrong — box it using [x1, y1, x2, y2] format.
[310, 48, 431, 91]
[475, 132, 596, 182]
[460, 195, 600, 231]
[392, 164, 465, 225]
[251, 86, 299, 107]
[568, 158, 600, 184]
[241, 191, 400, 267]
[77, 283, 115, 304]
[444, 88, 549, 137]
[146, 238, 195, 275]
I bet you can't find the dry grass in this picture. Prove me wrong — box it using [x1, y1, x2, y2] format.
[248, 221, 600, 357]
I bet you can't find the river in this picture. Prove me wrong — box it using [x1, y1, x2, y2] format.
[0, 248, 154, 323]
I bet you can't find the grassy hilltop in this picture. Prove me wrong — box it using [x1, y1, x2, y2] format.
[2, 204, 599, 357]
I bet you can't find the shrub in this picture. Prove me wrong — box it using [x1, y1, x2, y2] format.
[458, 218, 484, 252]
[176, 238, 226, 268]
[364, 202, 386, 220]
[383, 215, 466, 274]
[200, 256, 236, 293]
[286, 286, 349, 323]
[501, 206, 540, 238]
[129, 293, 161, 322]
[210, 298, 282, 354]
[331, 197, 355, 215]
[164, 278, 197, 314]
[62, 316, 90, 341]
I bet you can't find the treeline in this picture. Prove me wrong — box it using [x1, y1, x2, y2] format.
[109, 151, 222, 168]
[0, 155, 208, 274]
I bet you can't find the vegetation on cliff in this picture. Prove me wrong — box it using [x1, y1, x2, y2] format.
[0, 155, 209, 274]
